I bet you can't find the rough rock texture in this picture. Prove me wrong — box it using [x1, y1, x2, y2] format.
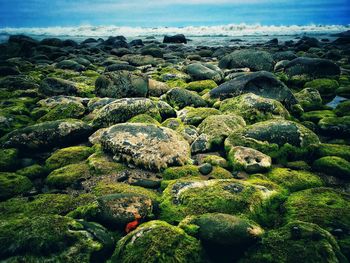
[210, 71, 298, 109]
[100, 123, 191, 170]
[95, 71, 149, 98]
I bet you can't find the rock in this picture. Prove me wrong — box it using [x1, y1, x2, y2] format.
[186, 80, 218, 92]
[1, 119, 92, 151]
[210, 71, 298, 109]
[105, 63, 136, 72]
[111, 220, 205, 263]
[219, 93, 290, 124]
[177, 106, 221, 126]
[0, 75, 39, 91]
[148, 79, 171, 97]
[0, 215, 115, 262]
[313, 143, 350, 161]
[273, 51, 297, 61]
[160, 178, 283, 224]
[100, 123, 191, 170]
[162, 88, 207, 109]
[318, 116, 350, 137]
[294, 88, 323, 111]
[180, 213, 263, 261]
[0, 148, 18, 172]
[225, 120, 320, 161]
[92, 98, 161, 128]
[335, 100, 350, 117]
[121, 54, 159, 67]
[304, 79, 339, 99]
[87, 97, 117, 112]
[284, 57, 341, 84]
[96, 193, 153, 226]
[284, 187, 350, 243]
[39, 77, 78, 96]
[240, 221, 347, 263]
[313, 156, 350, 179]
[163, 34, 187, 44]
[192, 114, 246, 152]
[185, 63, 223, 82]
[227, 146, 271, 173]
[95, 71, 149, 98]
[264, 168, 323, 192]
[0, 172, 32, 200]
[56, 59, 85, 71]
[198, 163, 213, 175]
[219, 50, 274, 72]
[46, 162, 91, 189]
[45, 146, 94, 170]
[0, 66, 20, 77]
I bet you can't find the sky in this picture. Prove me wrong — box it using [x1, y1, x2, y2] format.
[0, 0, 349, 28]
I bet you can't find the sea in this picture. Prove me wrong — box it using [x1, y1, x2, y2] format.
[0, 24, 349, 46]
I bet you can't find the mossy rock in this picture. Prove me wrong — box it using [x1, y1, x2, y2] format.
[225, 120, 320, 163]
[336, 86, 350, 99]
[313, 143, 350, 161]
[180, 213, 263, 262]
[46, 162, 92, 189]
[177, 106, 221, 126]
[92, 180, 159, 202]
[111, 220, 206, 263]
[318, 116, 350, 137]
[263, 168, 323, 192]
[313, 156, 350, 179]
[16, 164, 48, 179]
[0, 172, 32, 200]
[335, 100, 350, 117]
[45, 145, 94, 170]
[0, 193, 96, 220]
[0, 215, 115, 262]
[162, 88, 207, 110]
[284, 187, 350, 258]
[186, 80, 218, 92]
[159, 178, 283, 224]
[294, 88, 323, 111]
[162, 165, 201, 180]
[127, 113, 160, 125]
[87, 146, 126, 176]
[239, 221, 347, 263]
[301, 110, 336, 123]
[220, 93, 290, 124]
[304, 78, 339, 99]
[38, 102, 85, 122]
[0, 148, 18, 172]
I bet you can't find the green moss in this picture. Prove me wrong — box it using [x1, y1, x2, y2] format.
[208, 166, 233, 179]
[313, 156, 350, 178]
[301, 110, 336, 123]
[334, 100, 350, 117]
[161, 118, 185, 131]
[111, 220, 205, 263]
[264, 168, 323, 192]
[0, 193, 96, 220]
[178, 106, 221, 126]
[38, 102, 85, 122]
[16, 164, 48, 179]
[93, 180, 159, 201]
[87, 146, 126, 176]
[240, 221, 347, 263]
[45, 146, 94, 170]
[0, 148, 18, 172]
[162, 165, 201, 180]
[0, 215, 112, 261]
[318, 116, 350, 137]
[336, 86, 350, 99]
[127, 114, 160, 125]
[166, 79, 188, 88]
[304, 78, 339, 98]
[219, 93, 290, 124]
[46, 162, 92, 189]
[313, 143, 350, 161]
[186, 80, 217, 92]
[0, 172, 32, 200]
[285, 160, 311, 171]
[201, 155, 228, 168]
[159, 178, 283, 224]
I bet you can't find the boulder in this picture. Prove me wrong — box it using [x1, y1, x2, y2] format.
[163, 34, 187, 44]
[95, 71, 148, 98]
[100, 123, 191, 170]
[210, 71, 298, 109]
[185, 63, 223, 82]
[162, 88, 207, 109]
[39, 77, 78, 96]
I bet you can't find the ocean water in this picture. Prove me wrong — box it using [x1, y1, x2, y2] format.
[0, 24, 349, 46]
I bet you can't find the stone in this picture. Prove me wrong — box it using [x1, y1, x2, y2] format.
[100, 123, 191, 170]
[39, 77, 78, 96]
[162, 88, 207, 109]
[163, 34, 187, 44]
[185, 63, 223, 82]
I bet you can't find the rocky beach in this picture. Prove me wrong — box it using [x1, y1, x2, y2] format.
[0, 30, 350, 262]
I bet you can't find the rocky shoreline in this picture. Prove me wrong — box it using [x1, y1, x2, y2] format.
[0, 32, 350, 262]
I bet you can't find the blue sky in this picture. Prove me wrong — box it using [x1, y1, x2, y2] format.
[0, 0, 349, 27]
